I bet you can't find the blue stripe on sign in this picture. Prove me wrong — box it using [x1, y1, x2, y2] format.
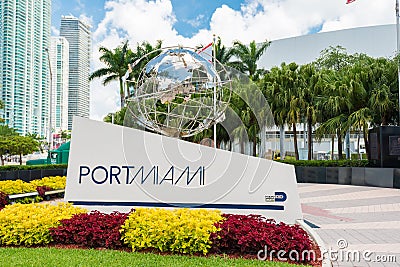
[70, 201, 284, 211]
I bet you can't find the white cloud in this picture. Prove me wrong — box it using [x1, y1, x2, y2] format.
[51, 26, 60, 36]
[90, 79, 120, 122]
[89, 0, 394, 121]
[79, 14, 94, 28]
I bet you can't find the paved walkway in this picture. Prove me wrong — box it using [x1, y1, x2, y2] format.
[298, 183, 400, 267]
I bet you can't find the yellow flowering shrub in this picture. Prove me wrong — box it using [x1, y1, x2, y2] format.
[120, 208, 223, 255]
[0, 176, 66, 195]
[0, 202, 86, 246]
[30, 176, 66, 190]
[0, 180, 36, 195]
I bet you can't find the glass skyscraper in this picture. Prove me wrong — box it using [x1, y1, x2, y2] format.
[0, 0, 51, 136]
[60, 16, 91, 130]
[49, 36, 69, 132]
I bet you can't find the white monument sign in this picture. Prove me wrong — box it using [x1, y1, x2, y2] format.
[65, 117, 302, 224]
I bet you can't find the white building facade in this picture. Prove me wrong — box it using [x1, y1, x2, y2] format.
[60, 16, 91, 130]
[49, 37, 69, 132]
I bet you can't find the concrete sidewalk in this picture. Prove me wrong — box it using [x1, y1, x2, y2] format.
[298, 183, 400, 267]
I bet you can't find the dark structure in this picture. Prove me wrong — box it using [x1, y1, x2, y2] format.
[295, 166, 400, 189]
[368, 126, 400, 168]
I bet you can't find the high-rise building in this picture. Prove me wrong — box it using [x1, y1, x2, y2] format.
[60, 15, 91, 130]
[49, 37, 69, 132]
[0, 0, 51, 136]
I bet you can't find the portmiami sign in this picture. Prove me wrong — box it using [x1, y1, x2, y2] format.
[65, 117, 302, 224]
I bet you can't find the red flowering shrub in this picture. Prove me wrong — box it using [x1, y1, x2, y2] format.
[210, 214, 314, 263]
[36, 186, 53, 198]
[50, 210, 129, 249]
[0, 192, 9, 210]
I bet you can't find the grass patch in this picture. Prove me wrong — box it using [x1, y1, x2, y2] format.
[0, 247, 309, 267]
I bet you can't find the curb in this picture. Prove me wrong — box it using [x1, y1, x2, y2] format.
[296, 219, 332, 267]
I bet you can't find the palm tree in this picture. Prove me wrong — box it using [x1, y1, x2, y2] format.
[299, 63, 323, 160]
[315, 114, 348, 158]
[313, 46, 356, 159]
[214, 36, 233, 65]
[89, 41, 134, 108]
[262, 62, 304, 160]
[129, 40, 163, 85]
[227, 40, 270, 156]
[230, 40, 270, 81]
[367, 57, 397, 126]
[346, 107, 372, 159]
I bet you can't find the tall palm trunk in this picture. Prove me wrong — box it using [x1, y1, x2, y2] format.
[293, 123, 299, 160]
[337, 128, 343, 159]
[119, 78, 125, 107]
[357, 122, 362, 160]
[279, 125, 285, 160]
[331, 135, 335, 160]
[253, 136, 257, 157]
[260, 124, 266, 158]
[307, 115, 313, 160]
[363, 126, 369, 157]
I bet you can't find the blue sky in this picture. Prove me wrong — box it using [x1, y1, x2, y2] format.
[52, 0, 243, 38]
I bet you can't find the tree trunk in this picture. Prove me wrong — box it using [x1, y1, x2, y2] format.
[381, 115, 388, 126]
[119, 78, 125, 108]
[253, 135, 257, 157]
[19, 154, 22, 165]
[1, 156, 4, 166]
[345, 131, 350, 159]
[279, 125, 285, 160]
[338, 129, 343, 159]
[260, 124, 266, 158]
[307, 116, 312, 160]
[363, 126, 369, 157]
[357, 124, 361, 160]
[293, 123, 299, 160]
[331, 135, 335, 160]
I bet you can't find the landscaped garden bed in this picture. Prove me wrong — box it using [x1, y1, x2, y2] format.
[0, 203, 321, 266]
[0, 176, 66, 208]
[0, 175, 321, 266]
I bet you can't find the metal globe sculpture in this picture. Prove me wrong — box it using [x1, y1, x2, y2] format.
[125, 47, 232, 137]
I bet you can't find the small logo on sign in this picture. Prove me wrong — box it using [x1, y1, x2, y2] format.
[265, 192, 287, 202]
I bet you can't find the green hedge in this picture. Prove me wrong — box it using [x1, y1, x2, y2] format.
[276, 159, 370, 167]
[0, 164, 67, 171]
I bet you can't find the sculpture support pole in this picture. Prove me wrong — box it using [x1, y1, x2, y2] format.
[213, 34, 217, 148]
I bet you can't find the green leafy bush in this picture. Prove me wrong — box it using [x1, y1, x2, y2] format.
[0, 164, 67, 171]
[0, 203, 86, 246]
[120, 208, 223, 255]
[277, 159, 370, 167]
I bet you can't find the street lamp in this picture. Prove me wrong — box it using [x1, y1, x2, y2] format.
[45, 48, 53, 151]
